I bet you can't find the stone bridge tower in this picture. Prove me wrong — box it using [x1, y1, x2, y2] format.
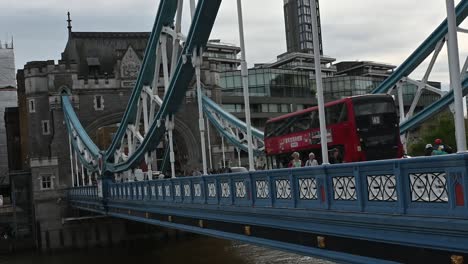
[16, 18, 238, 249]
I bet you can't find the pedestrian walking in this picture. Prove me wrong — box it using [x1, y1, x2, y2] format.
[305, 152, 319, 166]
[288, 152, 303, 168]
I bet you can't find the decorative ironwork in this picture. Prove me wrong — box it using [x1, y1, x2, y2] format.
[175, 185, 181, 197]
[299, 178, 318, 200]
[138, 186, 142, 197]
[235, 181, 246, 198]
[157, 186, 163, 197]
[410, 172, 448, 202]
[165, 185, 171, 197]
[221, 182, 231, 198]
[275, 179, 291, 199]
[151, 186, 155, 196]
[367, 175, 397, 201]
[208, 183, 217, 197]
[256, 180, 270, 199]
[144, 186, 148, 197]
[194, 183, 202, 197]
[184, 184, 191, 197]
[332, 176, 357, 201]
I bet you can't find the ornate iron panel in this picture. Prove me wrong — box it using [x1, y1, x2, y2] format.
[221, 182, 231, 198]
[208, 183, 217, 198]
[157, 186, 163, 197]
[256, 180, 270, 199]
[332, 176, 357, 201]
[194, 183, 202, 197]
[275, 179, 292, 199]
[235, 181, 246, 198]
[175, 185, 181, 197]
[367, 175, 397, 201]
[299, 178, 318, 200]
[184, 184, 191, 197]
[165, 185, 171, 197]
[410, 172, 448, 202]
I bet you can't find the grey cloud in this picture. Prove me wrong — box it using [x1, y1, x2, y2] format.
[1, 0, 466, 88]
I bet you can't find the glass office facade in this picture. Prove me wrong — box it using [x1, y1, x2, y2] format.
[322, 76, 383, 99]
[220, 69, 440, 115]
[220, 68, 315, 98]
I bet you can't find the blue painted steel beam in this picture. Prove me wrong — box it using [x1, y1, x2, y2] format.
[63, 112, 98, 171]
[108, 0, 222, 173]
[372, 0, 468, 94]
[62, 96, 100, 158]
[400, 77, 468, 133]
[204, 105, 263, 155]
[160, 145, 170, 173]
[202, 95, 264, 139]
[104, 0, 179, 161]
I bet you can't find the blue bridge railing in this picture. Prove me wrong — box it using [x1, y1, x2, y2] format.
[68, 154, 468, 262]
[70, 153, 468, 218]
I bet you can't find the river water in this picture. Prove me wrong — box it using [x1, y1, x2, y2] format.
[1, 236, 334, 264]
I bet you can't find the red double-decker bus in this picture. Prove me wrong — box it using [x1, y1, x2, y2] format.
[264, 94, 403, 168]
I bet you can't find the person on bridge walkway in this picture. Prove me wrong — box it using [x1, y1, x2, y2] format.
[424, 144, 434, 156]
[288, 152, 303, 168]
[330, 148, 343, 164]
[305, 152, 319, 166]
[432, 138, 452, 155]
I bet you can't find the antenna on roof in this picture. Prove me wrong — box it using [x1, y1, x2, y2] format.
[67, 11, 73, 35]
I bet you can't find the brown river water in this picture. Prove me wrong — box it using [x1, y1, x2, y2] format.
[0, 236, 335, 264]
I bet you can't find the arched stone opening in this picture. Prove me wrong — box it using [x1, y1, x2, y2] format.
[84, 113, 200, 175]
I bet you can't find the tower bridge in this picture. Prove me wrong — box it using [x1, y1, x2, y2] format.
[12, 0, 468, 262]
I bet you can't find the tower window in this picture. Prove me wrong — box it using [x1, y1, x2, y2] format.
[29, 99, 36, 113]
[40, 174, 54, 190]
[94, 95, 104, 111]
[42, 120, 50, 135]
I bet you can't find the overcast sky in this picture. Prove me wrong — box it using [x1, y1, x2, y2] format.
[1, 0, 467, 87]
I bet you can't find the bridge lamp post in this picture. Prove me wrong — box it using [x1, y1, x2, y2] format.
[236, 0, 255, 171]
[310, 0, 329, 164]
[446, 0, 467, 152]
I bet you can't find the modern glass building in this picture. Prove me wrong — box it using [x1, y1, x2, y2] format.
[220, 68, 315, 98]
[284, 0, 323, 54]
[322, 76, 382, 99]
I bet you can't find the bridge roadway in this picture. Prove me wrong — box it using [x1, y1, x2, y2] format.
[69, 154, 468, 264]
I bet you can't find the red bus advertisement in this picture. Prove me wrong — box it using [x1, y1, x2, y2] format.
[264, 94, 403, 168]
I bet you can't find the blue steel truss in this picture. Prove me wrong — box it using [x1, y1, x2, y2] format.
[62, 0, 222, 174]
[370, 0, 468, 134]
[202, 95, 264, 155]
